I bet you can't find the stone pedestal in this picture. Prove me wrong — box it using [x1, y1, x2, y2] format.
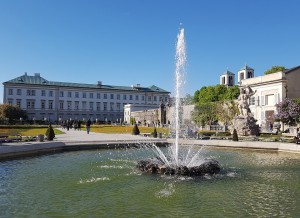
[233, 115, 259, 136]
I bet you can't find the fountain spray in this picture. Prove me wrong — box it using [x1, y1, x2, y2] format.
[174, 28, 187, 166]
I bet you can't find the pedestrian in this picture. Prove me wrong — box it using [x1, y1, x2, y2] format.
[78, 120, 81, 130]
[269, 123, 273, 131]
[86, 119, 91, 134]
[66, 120, 70, 131]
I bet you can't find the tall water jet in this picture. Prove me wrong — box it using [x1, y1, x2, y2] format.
[174, 28, 187, 166]
[137, 27, 220, 176]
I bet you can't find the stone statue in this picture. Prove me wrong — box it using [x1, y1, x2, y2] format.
[237, 86, 256, 117]
[233, 85, 259, 136]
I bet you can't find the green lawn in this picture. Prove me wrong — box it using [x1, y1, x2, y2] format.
[0, 125, 168, 137]
[0, 126, 64, 137]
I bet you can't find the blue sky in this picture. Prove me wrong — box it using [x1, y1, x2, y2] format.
[1, 0, 300, 103]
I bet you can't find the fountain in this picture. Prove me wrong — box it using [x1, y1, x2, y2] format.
[137, 27, 221, 176]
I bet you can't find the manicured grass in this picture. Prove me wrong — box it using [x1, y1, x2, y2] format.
[90, 125, 169, 135]
[0, 125, 168, 136]
[0, 127, 64, 137]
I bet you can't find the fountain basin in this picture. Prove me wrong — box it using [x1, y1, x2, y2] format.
[137, 158, 221, 176]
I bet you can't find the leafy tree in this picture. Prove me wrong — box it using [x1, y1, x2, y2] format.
[193, 85, 239, 104]
[0, 104, 28, 124]
[192, 85, 240, 126]
[45, 124, 55, 141]
[225, 85, 240, 100]
[132, 123, 140, 135]
[193, 90, 200, 103]
[152, 127, 158, 138]
[264, 66, 286, 75]
[232, 129, 238, 141]
[274, 98, 300, 126]
[130, 117, 136, 125]
[191, 102, 218, 126]
[215, 100, 239, 126]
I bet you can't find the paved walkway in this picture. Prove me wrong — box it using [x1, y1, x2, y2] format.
[0, 128, 167, 160]
[1, 129, 300, 160]
[55, 128, 162, 143]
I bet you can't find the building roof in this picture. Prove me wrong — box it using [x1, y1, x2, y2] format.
[3, 73, 170, 93]
[221, 70, 235, 76]
[283, 66, 300, 74]
[239, 65, 254, 71]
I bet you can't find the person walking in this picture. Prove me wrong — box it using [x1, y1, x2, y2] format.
[86, 119, 91, 134]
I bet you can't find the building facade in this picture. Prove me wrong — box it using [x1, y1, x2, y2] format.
[124, 104, 167, 126]
[240, 66, 300, 130]
[3, 73, 170, 123]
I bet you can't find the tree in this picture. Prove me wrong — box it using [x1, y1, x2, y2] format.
[274, 98, 300, 126]
[132, 123, 140, 135]
[193, 85, 240, 104]
[130, 117, 136, 125]
[0, 104, 28, 124]
[45, 124, 55, 141]
[191, 102, 218, 126]
[225, 85, 240, 100]
[232, 129, 238, 141]
[152, 127, 158, 138]
[264, 66, 286, 75]
[192, 85, 240, 126]
[215, 100, 239, 127]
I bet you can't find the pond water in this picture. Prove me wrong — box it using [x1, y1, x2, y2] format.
[1, 146, 300, 217]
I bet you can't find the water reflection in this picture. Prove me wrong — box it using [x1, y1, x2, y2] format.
[0, 148, 299, 217]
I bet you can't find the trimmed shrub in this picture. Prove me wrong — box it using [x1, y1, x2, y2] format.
[132, 123, 140, 135]
[152, 127, 158, 138]
[232, 129, 238, 141]
[45, 124, 55, 141]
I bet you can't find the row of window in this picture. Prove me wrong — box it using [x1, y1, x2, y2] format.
[249, 94, 280, 106]
[8, 99, 126, 112]
[7, 88, 168, 102]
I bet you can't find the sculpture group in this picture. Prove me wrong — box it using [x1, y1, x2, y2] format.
[234, 85, 259, 136]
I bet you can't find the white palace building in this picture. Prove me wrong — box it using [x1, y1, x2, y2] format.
[2, 73, 170, 123]
[220, 65, 300, 130]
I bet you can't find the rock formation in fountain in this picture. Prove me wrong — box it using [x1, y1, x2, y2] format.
[137, 158, 220, 176]
[233, 85, 260, 136]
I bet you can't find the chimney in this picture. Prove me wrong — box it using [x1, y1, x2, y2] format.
[97, 81, 102, 86]
[34, 73, 40, 77]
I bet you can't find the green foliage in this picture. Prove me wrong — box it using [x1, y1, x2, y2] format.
[216, 100, 239, 125]
[193, 85, 240, 104]
[130, 117, 136, 125]
[45, 124, 55, 141]
[0, 104, 28, 124]
[192, 85, 240, 126]
[264, 66, 286, 75]
[232, 129, 238, 141]
[225, 86, 240, 100]
[192, 102, 218, 126]
[152, 127, 158, 138]
[192, 99, 239, 127]
[132, 123, 140, 135]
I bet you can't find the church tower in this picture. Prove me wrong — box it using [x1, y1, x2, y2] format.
[220, 70, 235, 87]
[238, 65, 254, 83]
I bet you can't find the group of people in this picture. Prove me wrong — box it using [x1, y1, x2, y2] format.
[60, 119, 92, 134]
